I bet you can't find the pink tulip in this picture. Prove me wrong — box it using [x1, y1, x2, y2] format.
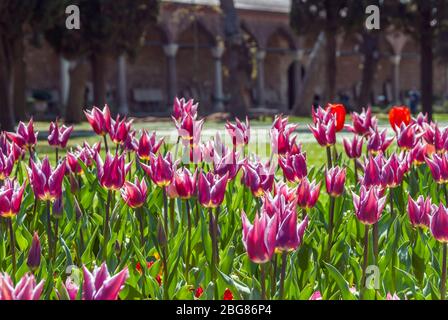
[62, 263, 129, 300]
[198, 171, 228, 208]
[430, 204, 448, 243]
[0, 149, 14, 180]
[309, 291, 322, 300]
[345, 107, 377, 136]
[226, 117, 250, 146]
[396, 123, 420, 150]
[123, 130, 138, 152]
[360, 155, 384, 188]
[109, 115, 133, 145]
[409, 142, 428, 166]
[367, 128, 394, 155]
[140, 153, 174, 187]
[326, 166, 346, 197]
[172, 97, 198, 121]
[0, 273, 44, 300]
[343, 135, 363, 159]
[48, 121, 73, 148]
[279, 152, 307, 183]
[95, 152, 130, 190]
[407, 195, 431, 228]
[426, 153, 448, 184]
[6, 119, 38, 150]
[213, 148, 241, 180]
[174, 113, 204, 144]
[386, 293, 400, 300]
[0, 179, 25, 218]
[173, 167, 197, 199]
[352, 186, 387, 225]
[241, 159, 275, 197]
[273, 182, 297, 203]
[137, 130, 163, 161]
[27, 156, 66, 201]
[120, 177, 148, 208]
[241, 210, 278, 263]
[270, 115, 298, 155]
[296, 178, 321, 209]
[84, 105, 112, 136]
[382, 153, 408, 188]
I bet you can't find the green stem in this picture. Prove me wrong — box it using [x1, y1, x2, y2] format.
[354, 158, 358, 184]
[103, 135, 109, 154]
[102, 189, 112, 260]
[326, 146, 333, 169]
[7, 218, 16, 282]
[442, 243, 447, 300]
[279, 251, 288, 299]
[390, 189, 395, 219]
[327, 196, 335, 260]
[372, 222, 378, 264]
[55, 147, 59, 165]
[54, 218, 59, 260]
[45, 200, 53, 262]
[185, 199, 192, 283]
[260, 263, 267, 300]
[162, 187, 169, 237]
[137, 207, 145, 247]
[444, 184, 448, 206]
[360, 224, 369, 300]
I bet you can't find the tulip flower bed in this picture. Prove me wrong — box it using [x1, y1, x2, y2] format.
[0, 99, 447, 301]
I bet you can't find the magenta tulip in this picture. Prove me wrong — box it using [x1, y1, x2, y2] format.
[48, 121, 73, 148]
[140, 153, 175, 187]
[270, 115, 298, 155]
[226, 117, 250, 147]
[326, 166, 346, 197]
[172, 97, 198, 121]
[198, 171, 228, 208]
[6, 119, 38, 150]
[109, 115, 133, 145]
[121, 177, 148, 208]
[27, 156, 65, 201]
[352, 186, 387, 225]
[360, 155, 384, 188]
[276, 212, 308, 252]
[95, 152, 130, 190]
[0, 273, 44, 300]
[173, 167, 197, 199]
[382, 153, 408, 188]
[309, 117, 336, 147]
[241, 210, 278, 263]
[367, 128, 394, 155]
[0, 149, 14, 180]
[426, 153, 448, 184]
[137, 130, 163, 161]
[343, 135, 363, 159]
[241, 160, 275, 197]
[84, 105, 112, 136]
[279, 152, 307, 183]
[345, 107, 377, 136]
[296, 178, 321, 209]
[430, 204, 448, 243]
[396, 123, 420, 150]
[407, 195, 431, 228]
[0, 179, 25, 218]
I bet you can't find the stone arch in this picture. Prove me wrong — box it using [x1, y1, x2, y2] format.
[266, 25, 298, 50]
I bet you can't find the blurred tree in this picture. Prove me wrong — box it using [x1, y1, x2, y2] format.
[389, 0, 447, 120]
[290, 0, 352, 103]
[45, 0, 159, 122]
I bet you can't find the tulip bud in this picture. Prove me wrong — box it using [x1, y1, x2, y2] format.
[27, 232, 41, 272]
[53, 197, 63, 219]
[74, 198, 82, 221]
[69, 173, 79, 193]
[114, 240, 121, 256]
[325, 166, 346, 197]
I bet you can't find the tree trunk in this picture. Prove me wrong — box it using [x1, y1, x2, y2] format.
[13, 36, 26, 121]
[90, 52, 107, 108]
[0, 36, 15, 131]
[325, 29, 337, 102]
[65, 60, 88, 124]
[356, 33, 379, 111]
[219, 0, 247, 117]
[419, 0, 433, 120]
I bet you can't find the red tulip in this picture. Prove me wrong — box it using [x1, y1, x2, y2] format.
[326, 103, 346, 132]
[6, 119, 38, 150]
[48, 121, 73, 148]
[195, 286, 204, 299]
[223, 288, 233, 300]
[198, 171, 228, 208]
[140, 153, 175, 188]
[84, 105, 112, 136]
[0, 179, 25, 218]
[389, 106, 411, 130]
[121, 177, 148, 208]
[137, 130, 163, 161]
[95, 152, 131, 190]
[173, 167, 197, 199]
[27, 156, 66, 201]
